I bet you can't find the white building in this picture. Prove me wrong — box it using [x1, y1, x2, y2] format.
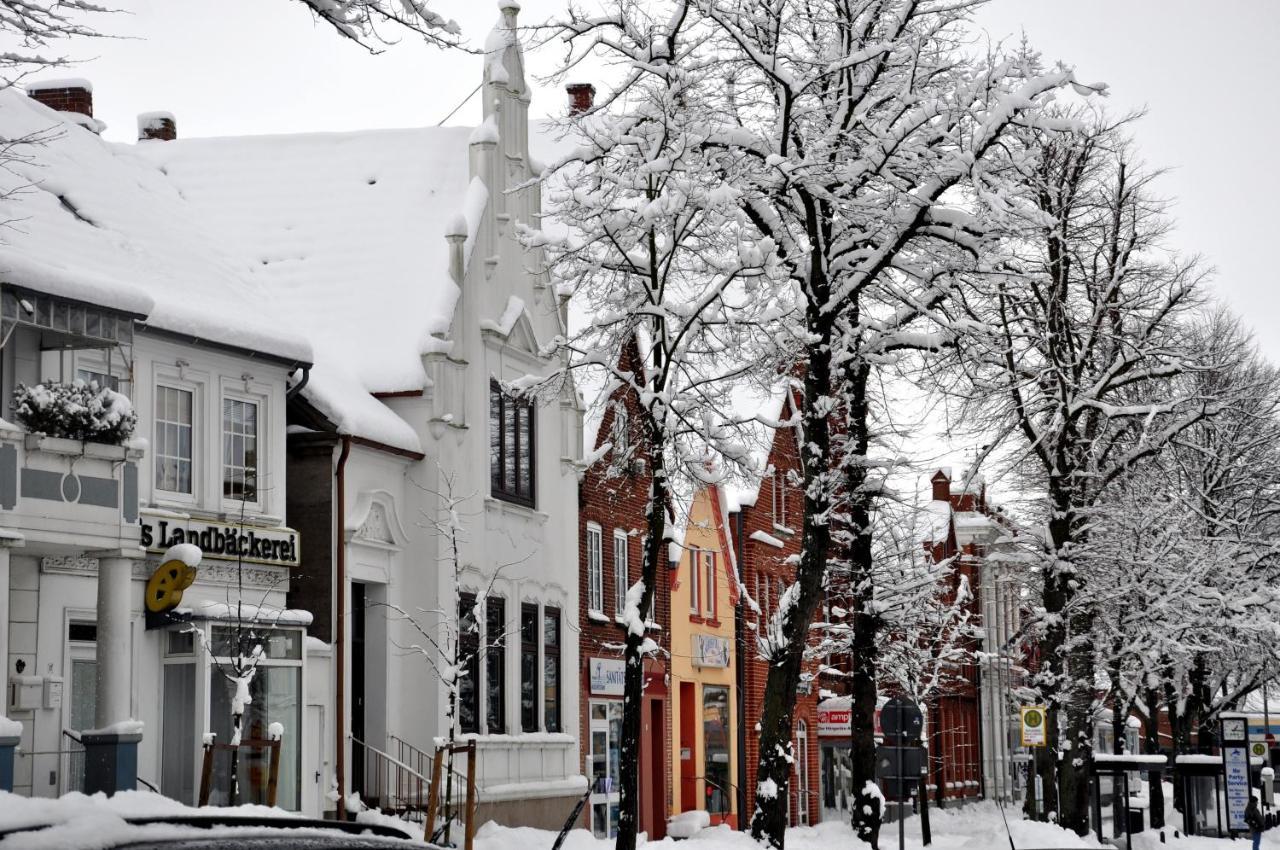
[0, 82, 317, 808]
[0, 0, 584, 825]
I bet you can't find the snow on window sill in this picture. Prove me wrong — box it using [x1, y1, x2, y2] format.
[772, 523, 795, 537]
[587, 610, 610, 623]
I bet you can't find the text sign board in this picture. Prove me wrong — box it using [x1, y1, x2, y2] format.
[691, 634, 729, 668]
[1021, 706, 1048, 748]
[588, 657, 625, 696]
[818, 707, 851, 737]
[140, 512, 300, 568]
[1223, 746, 1250, 832]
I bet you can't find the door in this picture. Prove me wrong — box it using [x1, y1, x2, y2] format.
[679, 682, 696, 811]
[644, 698, 667, 839]
[588, 700, 623, 837]
[65, 645, 97, 795]
[794, 720, 810, 825]
[351, 583, 366, 799]
[304, 704, 325, 817]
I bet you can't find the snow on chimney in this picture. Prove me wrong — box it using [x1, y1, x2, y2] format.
[137, 111, 177, 142]
[27, 78, 94, 119]
[930, 469, 951, 503]
[566, 83, 595, 115]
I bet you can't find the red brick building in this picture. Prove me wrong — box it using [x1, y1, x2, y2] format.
[577, 339, 672, 840]
[727, 387, 823, 827]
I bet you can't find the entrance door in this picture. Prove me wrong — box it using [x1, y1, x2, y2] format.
[351, 583, 366, 800]
[794, 720, 811, 825]
[679, 682, 696, 811]
[588, 700, 622, 837]
[66, 625, 98, 796]
[644, 698, 667, 839]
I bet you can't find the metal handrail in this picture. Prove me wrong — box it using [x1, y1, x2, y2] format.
[350, 734, 430, 817]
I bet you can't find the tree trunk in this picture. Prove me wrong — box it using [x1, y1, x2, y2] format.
[1144, 686, 1164, 829]
[1111, 684, 1126, 837]
[615, 435, 667, 850]
[749, 293, 836, 849]
[842, 367, 881, 849]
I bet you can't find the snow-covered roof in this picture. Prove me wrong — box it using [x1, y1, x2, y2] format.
[0, 90, 312, 364]
[133, 126, 472, 396]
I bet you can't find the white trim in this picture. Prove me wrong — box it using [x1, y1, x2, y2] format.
[586, 523, 604, 615]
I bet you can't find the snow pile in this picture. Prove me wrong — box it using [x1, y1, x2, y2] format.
[666, 809, 710, 838]
[161, 542, 202, 569]
[0, 715, 21, 738]
[471, 802, 1105, 849]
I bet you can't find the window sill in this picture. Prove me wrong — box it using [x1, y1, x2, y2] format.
[587, 610, 610, 624]
[688, 614, 704, 624]
[485, 496, 548, 522]
[772, 523, 795, 537]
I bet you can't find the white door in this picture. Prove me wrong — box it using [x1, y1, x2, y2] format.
[588, 700, 622, 837]
[795, 720, 810, 825]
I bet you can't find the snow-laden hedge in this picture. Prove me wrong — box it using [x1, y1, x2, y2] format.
[14, 380, 137, 445]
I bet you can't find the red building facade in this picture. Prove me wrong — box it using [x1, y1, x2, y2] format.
[729, 389, 823, 827]
[577, 340, 672, 840]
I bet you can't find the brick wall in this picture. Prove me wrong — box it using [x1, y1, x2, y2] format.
[734, 392, 822, 826]
[578, 338, 673, 837]
[28, 84, 93, 117]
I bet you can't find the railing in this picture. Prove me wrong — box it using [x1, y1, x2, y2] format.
[62, 729, 86, 796]
[388, 734, 434, 780]
[351, 735, 430, 818]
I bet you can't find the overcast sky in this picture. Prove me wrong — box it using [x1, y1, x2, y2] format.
[27, 0, 1280, 357]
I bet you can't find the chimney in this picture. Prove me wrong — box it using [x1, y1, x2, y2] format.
[27, 78, 94, 118]
[566, 83, 595, 116]
[137, 111, 177, 142]
[930, 469, 951, 503]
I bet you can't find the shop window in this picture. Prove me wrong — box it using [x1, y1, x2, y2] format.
[490, 380, 535, 505]
[586, 524, 604, 613]
[613, 530, 629, 617]
[206, 625, 304, 810]
[458, 593, 480, 734]
[543, 607, 561, 732]
[588, 700, 624, 837]
[222, 397, 259, 502]
[486, 597, 506, 734]
[156, 385, 194, 494]
[520, 604, 538, 732]
[703, 685, 731, 815]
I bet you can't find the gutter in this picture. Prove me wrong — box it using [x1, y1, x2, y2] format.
[334, 436, 352, 820]
[287, 365, 311, 401]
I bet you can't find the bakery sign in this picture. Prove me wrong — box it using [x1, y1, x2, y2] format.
[140, 512, 300, 568]
[818, 706, 851, 737]
[691, 634, 730, 668]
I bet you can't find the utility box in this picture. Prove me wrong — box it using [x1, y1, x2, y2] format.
[8, 675, 42, 712]
[42, 676, 62, 710]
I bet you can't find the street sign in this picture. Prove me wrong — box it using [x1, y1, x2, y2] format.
[1020, 706, 1048, 748]
[1222, 714, 1251, 834]
[881, 697, 923, 743]
[876, 745, 924, 778]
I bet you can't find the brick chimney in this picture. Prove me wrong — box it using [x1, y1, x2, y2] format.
[930, 469, 951, 502]
[27, 78, 93, 118]
[137, 111, 177, 142]
[566, 83, 595, 115]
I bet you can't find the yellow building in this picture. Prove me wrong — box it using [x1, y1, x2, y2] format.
[669, 484, 739, 828]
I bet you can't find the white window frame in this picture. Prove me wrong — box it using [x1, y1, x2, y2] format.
[586, 523, 604, 614]
[219, 377, 270, 514]
[613, 530, 629, 618]
[153, 374, 202, 505]
[772, 472, 788, 529]
[704, 551, 717, 618]
[688, 545, 701, 614]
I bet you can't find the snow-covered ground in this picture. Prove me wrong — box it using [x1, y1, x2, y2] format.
[6, 791, 1280, 850]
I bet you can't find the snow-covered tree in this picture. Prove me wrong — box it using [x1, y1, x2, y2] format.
[525, 19, 793, 845]
[289, 0, 461, 50]
[544, 3, 1090, 845]
[950, 110, 1216, 834]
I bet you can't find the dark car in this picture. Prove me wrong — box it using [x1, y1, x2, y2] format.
[0, 814, 418, 848]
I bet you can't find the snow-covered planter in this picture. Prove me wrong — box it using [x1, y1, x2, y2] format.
[13, 381, 137, 445]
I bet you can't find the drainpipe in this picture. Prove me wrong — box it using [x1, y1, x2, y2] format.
[734, 511, 748, 828]
[334, 436, 352, 820]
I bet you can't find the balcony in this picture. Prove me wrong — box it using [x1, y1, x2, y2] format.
[0, 422, 142, 551]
